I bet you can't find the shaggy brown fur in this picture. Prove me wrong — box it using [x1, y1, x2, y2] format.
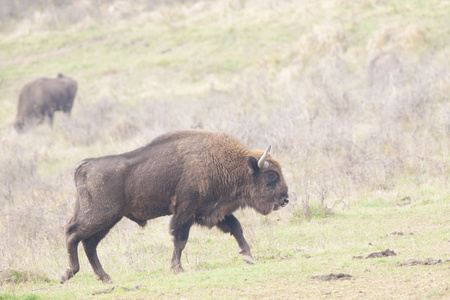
[61, 130, 289, 283]
[14, 73, 77, 132]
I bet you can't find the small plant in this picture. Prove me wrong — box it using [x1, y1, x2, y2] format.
[0, 294, 38, 300]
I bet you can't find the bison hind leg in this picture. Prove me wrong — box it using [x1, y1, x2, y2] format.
[62, 208, 122, 284]
[82, 217, 122, 284]
[61, 222, 82, 284]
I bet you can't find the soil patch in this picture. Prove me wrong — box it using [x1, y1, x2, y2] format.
[311, 273, 353, 281]
[398, 259, 448, 266]
[366, 249, 397, 258]
[92, 284, 146, 295]
[386, 231, 414, 237]
[92, 286, 115, 295]
[352, 255, 364, 259]
[397, 196, 411, 206]
[121, 284, 146, 291]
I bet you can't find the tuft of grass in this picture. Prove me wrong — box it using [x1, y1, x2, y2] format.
[0, 269, 50, 284]
[0, 293, 38, 300]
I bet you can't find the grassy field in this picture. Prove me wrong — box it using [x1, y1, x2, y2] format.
[0, 0, 449, 299]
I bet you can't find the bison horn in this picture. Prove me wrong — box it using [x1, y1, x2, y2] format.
[258, 145, 271, 169]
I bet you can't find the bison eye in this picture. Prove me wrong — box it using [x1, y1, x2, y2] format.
[266, 172, 279, 186]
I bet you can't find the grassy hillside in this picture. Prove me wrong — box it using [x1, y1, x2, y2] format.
[0, 0, 449, 299]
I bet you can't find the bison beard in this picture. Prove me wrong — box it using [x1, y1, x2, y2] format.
[61, 130, 289, 283]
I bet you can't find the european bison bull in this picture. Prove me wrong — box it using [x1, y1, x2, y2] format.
[61, 130, 289, 283]
[14, 73, 77, 132]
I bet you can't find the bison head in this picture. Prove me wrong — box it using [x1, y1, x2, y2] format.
[246, 145, 289, 215]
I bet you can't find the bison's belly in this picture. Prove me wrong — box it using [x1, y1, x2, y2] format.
[125, 196, 172, 225]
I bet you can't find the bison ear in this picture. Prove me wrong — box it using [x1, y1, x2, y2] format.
[248, 156, 260, 174]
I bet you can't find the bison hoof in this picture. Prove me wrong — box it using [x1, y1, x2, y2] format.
[97, 274, 113, 284]
[61, 268, 73, 284]
[242, 255, 255, 265]
[172, 265, 185, 274]
[239, 249, 255, 264]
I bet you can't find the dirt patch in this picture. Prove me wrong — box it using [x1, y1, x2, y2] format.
[366, 249, 397, 258]
[311, 273, 353, 281]
[386, 231, 414, 237]
[390, 231, 405, 236]
[92, 284, 146, 295]
[352, 249, 397, 259]
[352, 255, 364, 259]
[398, 259, 448, 266]
[397, 196, 411, 206]
[92, 286, 115, 295]
[121, 284, 146, 292]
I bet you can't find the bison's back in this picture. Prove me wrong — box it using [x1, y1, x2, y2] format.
[126, 131, 251, 222]
[48, 76, 78, 109]
[75, 158, 128, 218]
[74, 148, 179, 224]
[17, 76, 77, 115]
[74, 131, 250, 225]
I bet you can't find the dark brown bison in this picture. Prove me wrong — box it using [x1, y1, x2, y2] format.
[61, 130, 289, 283]
[14, 73, 77, 132]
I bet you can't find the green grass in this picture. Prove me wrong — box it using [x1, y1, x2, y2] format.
[1, 0, 449, 299]
[3, 198, 450, 299]
[1, 0, 448, 84]
[0, 293, 39, 300]
[3, 184, 447, 299]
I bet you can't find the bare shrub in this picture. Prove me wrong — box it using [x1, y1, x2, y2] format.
[0, 140, 39, 206]
[0, 0, 206, 31]
[57, 98, 115, 146]
[368, 52, 403, 87]
[1, 2, 448, 280]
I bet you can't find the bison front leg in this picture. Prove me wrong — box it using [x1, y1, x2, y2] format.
[169, 212, 194, 274]
[216, 214, 255, 264]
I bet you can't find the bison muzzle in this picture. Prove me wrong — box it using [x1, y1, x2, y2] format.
[61, 130, 289, 283]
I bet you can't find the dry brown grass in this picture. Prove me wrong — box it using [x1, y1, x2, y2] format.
[0, 0, 449, 298]
[1, 50, 447, 281]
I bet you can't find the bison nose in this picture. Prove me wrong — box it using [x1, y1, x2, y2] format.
[281, 198, 289, 207]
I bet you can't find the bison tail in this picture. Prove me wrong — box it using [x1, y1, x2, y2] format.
[67, 161, 89, 226]
[65, 196, 81, 227]
[74, 160, 89, 181]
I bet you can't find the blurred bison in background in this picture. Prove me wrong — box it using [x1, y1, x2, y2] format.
[14, 73, 77, 132]
[61, 130, 289, 283]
